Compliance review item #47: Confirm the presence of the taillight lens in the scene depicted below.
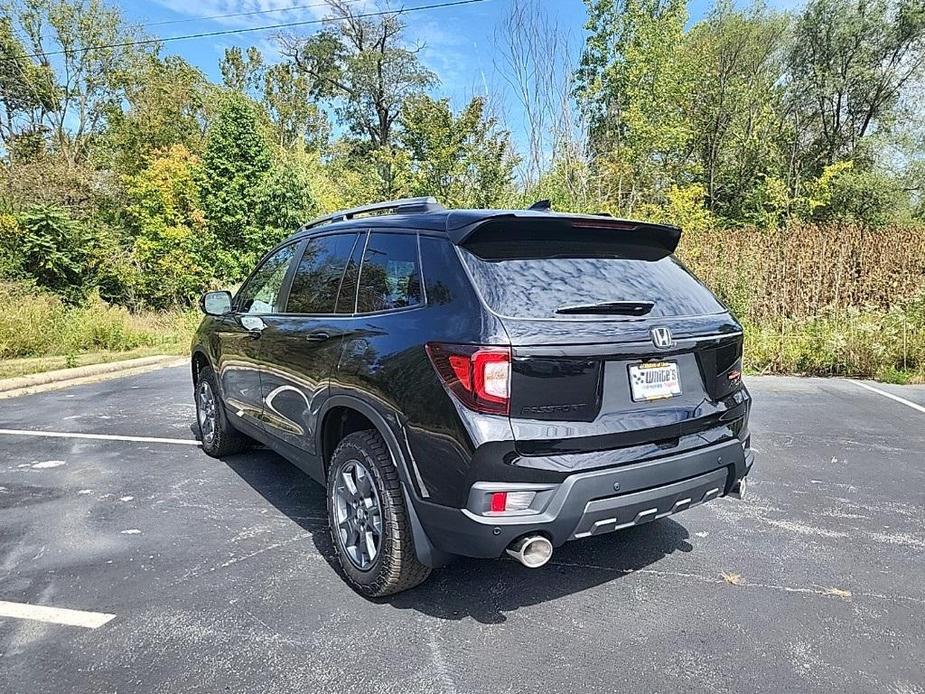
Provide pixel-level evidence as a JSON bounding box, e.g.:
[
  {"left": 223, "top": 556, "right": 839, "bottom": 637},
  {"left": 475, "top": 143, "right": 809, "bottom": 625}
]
[{"left": 426, "top": 343, "right": 511, "bottom": 415}]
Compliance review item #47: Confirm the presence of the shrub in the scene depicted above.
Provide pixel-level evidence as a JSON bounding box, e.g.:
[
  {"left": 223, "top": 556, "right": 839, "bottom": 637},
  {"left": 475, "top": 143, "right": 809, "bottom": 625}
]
[{"left": 0, "top": 281, "right": 197, "bottom": 360}]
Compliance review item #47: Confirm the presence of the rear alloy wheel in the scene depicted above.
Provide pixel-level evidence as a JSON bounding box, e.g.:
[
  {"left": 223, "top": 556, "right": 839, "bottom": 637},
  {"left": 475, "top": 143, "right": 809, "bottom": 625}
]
[
  {"left": 326, "top": 430, "right": 431, "bottom": 597},
  {"left": 332, "top": 460, "right": 383, "bottom": 570},
  {"left": 194, "top": 365, "right": 249, "bottom": 457}
]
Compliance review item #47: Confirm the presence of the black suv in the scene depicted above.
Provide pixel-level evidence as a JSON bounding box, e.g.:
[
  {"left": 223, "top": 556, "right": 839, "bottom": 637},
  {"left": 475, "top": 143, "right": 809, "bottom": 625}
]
[{"left": 191, "top": 197, "right": 753, "bottom": 596}]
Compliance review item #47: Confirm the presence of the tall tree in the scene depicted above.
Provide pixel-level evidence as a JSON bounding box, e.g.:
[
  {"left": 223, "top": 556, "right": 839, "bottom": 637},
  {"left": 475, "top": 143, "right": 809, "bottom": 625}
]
[
  {"left": 574, "top": 0, "right": 695, "bottom": 212},
  {"left": 398, "top": 95, "right": 518, "bottom": 207},
  {"left": 0, "top": 16, "right": 57, "bottom": 161},
  {"left": 684, "top": 2, "right": 789, "bottom": 217},
  {"left": 280, "top": 0, "right": 436, "bottom": 191},
  {"left": 219, "top": 46, "right": 264, "bottom": 93},
  {"left": 788, "top": 0, "right": 925, "bottom": 172},
  {"left": 103, "top": 53, "right": 211, "bottom": 175},
  {"left": 262, "top": 62, "right": 331, "bottom": 150},
  {"left": 1, "top": 0, "right": 148, "bottom": 167},
  {"left": 199, "top": 91, "right": 272, "bottom": 278}
]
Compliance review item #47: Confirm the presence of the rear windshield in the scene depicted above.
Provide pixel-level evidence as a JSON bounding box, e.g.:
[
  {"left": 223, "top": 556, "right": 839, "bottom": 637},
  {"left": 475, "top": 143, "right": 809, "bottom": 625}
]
[{"left": 458, "top": 227, "right": 725, "bottom": 320}]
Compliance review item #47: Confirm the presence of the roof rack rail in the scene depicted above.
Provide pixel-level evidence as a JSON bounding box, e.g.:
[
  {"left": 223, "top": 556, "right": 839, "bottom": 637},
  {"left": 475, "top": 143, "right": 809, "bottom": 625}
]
[{"left": 303, "top": 196, "right": 445, "bottom": 230}]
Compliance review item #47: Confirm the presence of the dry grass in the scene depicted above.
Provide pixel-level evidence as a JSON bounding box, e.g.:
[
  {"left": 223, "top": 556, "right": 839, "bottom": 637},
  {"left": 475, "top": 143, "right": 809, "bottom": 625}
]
[
  {"left": 0, "top": 281, "right": 198, "bottom": 362},
  {"left": 679, "top": 222, "right": 925, "bottom": 382},
  {"left": 679, "top": 222, "right": 925, "bottom": 321}
]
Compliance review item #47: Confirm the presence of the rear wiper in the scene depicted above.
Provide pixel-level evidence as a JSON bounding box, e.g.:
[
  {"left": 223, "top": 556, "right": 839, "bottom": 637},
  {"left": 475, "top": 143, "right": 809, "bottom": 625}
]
[{"left": 555, "top": 301, "right": 655, "bottom": 316}]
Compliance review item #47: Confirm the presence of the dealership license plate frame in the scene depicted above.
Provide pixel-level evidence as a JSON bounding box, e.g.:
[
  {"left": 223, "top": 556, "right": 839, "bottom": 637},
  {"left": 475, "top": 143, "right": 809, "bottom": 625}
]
[{"left": 629, "top": 361, "right": 682, "bottom": 402}]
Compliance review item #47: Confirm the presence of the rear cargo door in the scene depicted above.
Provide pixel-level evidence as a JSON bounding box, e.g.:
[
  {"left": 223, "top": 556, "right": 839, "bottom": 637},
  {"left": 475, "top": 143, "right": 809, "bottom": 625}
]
[{"left": 457, "top": 221, "right": 744, "bottom": 460}]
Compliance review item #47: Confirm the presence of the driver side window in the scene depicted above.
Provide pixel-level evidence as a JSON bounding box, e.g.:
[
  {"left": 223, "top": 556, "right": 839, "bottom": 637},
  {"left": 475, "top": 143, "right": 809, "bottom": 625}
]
[{"left": 235, "top": 244, "right": 296, "bottom": 314}]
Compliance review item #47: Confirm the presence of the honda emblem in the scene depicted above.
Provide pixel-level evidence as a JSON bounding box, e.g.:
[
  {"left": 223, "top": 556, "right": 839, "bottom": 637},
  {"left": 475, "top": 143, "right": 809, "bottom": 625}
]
[{"left": 651, "top": 327, "right": 672, "bottom": 349}]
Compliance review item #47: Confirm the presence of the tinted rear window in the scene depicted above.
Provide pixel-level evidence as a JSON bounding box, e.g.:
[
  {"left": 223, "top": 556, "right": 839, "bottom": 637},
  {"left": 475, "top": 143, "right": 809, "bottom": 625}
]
[
  {"left": 286, "top": 233, "right": 357, "bottom": 314},
  {"left": 459, "top": 229, "right": 725, "bottom": 319},
  {"left": 356, "top": 232, "right": 422, "bottom": 313}
]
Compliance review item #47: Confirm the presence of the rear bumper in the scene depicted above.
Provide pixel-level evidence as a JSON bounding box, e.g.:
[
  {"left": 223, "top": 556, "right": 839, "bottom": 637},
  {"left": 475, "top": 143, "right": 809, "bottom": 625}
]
[{"left": 413, "top": 439, "right": 753, "bottom": 559}]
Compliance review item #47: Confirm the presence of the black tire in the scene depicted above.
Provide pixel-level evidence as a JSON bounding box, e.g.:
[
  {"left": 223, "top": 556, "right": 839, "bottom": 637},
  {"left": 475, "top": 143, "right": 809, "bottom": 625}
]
[
  {"left": 326, "top": 430, "right": 431, "bottom": 597},
  {"left": 194, "top": 364, "right": 249, "bottom": 457}
]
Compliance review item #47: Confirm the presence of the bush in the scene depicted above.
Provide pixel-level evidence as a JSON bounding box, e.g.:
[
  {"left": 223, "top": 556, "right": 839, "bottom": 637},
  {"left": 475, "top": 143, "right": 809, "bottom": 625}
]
[
  {"left": 0, "top": 281, "right": 197, "bottom": 360},
  {"left": 743, "top": 296, "right": 925, "bottom": 382}
]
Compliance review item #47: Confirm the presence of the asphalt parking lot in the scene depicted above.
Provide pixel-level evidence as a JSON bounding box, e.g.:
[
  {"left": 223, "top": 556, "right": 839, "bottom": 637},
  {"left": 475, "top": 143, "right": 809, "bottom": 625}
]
[{"left": 0, "top": 366, "right": 922, "bottom": 693}]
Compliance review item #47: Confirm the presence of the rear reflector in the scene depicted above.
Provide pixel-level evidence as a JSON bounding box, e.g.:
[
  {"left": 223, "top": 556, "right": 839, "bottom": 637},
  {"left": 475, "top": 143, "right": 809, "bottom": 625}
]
[
  {"left": 426, "top": 343, "right": 511, "bottom": 415},
  {"left": 488, "top": 490, "right": 536, "bottom": 514}
]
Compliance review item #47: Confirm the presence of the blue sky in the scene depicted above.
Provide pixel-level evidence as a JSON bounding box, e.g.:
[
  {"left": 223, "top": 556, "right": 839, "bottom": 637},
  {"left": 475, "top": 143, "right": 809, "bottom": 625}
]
[{"left": 120, "top": 0, "right": 784, "bottom": 148}]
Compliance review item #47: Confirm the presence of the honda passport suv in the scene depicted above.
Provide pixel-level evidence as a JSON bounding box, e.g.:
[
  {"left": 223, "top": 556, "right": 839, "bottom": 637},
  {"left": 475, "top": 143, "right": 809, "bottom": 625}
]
[{"left": 191, "top": 197, "right": 754, "bottom": 597}]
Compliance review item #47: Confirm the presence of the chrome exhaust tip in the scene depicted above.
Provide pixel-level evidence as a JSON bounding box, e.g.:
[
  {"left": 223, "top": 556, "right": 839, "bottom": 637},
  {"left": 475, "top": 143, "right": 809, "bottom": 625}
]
[
  {"left": 729, "top": 478, "right": 747, "bottom": 500},
  {"left": 505, "top": 534, "right": 553, "bottom": 568}
]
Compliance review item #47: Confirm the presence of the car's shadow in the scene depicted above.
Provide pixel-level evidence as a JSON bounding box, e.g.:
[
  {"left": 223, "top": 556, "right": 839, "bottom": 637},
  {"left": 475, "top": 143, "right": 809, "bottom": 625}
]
[{"left": 219, "top": 446, "right": 694, "bottom": 625}]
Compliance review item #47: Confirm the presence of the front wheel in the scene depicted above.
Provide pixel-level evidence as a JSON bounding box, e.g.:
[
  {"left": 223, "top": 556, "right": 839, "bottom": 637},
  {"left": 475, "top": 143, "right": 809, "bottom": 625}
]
[
  {"left": 327, "top": 430, "right": 431, "bottom": 597},
  {"left": 195, "top": 365, "right": 249, "bottom": 457}
]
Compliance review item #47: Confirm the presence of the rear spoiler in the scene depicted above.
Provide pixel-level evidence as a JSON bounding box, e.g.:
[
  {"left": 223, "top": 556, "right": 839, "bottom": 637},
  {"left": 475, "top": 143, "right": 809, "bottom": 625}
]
[{"left": 444, "top": 211, "right": 683, "bottom": 254}]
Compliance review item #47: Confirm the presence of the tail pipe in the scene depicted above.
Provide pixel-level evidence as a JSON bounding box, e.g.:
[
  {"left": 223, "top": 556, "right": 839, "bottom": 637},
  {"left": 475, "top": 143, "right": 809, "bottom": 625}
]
[{"left": 506, "top": 534, "right": 553, "bottom": 568}]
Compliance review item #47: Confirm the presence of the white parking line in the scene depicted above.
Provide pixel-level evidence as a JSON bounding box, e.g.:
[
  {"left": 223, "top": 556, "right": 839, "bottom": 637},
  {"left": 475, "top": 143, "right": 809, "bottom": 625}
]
[
  {"left": 0, "top": 428, "right": 201, "bottom": 446},
  {"left": 0, "top": 600, "right": 115, "bottom": 628},
  {"left": 849, "top": 380, "right": 925, "bottom": 415}
]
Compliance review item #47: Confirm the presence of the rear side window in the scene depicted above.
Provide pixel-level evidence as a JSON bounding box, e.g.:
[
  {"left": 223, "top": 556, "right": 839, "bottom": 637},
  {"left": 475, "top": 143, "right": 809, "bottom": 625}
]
[
  {"left": 356, "top": 232, "right": 422, "bottom": 313},
  {"left": 286, "top": 233, "right": 357, "bottom": 314},
  {"left": 459, "top": 226, "right": 725, "bottom": 319}
]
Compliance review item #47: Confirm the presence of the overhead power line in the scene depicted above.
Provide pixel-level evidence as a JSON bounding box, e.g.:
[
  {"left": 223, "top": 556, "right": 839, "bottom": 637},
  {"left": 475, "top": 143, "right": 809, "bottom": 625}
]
[
  {"left": 10, "top": 0, "right": 496, "bottom": 60},
  {"left": 144, "top": 0, "right": 366, "bottom": 28}
]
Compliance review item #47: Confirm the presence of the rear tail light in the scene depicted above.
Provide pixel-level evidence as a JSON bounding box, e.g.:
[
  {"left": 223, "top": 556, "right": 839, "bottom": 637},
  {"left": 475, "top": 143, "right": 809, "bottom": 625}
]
[
  {"left": 425, "top": 343, "right": 511, "bottom": 415},
  {"left": 488, "top": 490, "right": 536, "bottom": 514}
]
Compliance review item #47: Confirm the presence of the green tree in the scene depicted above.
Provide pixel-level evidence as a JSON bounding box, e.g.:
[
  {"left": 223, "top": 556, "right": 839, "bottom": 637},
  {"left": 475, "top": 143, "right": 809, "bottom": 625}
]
[
  {"left": 200, "top": 91, "right": 272, "bottom": 279},
  {"left": 102, "top": 53, "right": 210, "bottom": 175},
  {"left": 122, "top": 144, "right": 215, "bottom": 306},
  {"left": 2, "top": 0, "right": 149, "bottom": 167},
  {"left": 219, "top": 46, "right": 264, "bottom": 93},
  {"left": 281, "top": 0, "right": 436, "bottom": 193},
  {"left": 262, "top": 62, "right": 331, "bottom": 149},
  {"left": 684, "top": 2, "right": 789, "bottom": 219},
  {"left": 575, "top": 0, "right": 695, "bottom": 213},
  {"left": 17, "top": 204, "right": 89, "bottom": 301},
  {"left": 398, "top": 95, "right": 518, "bottom": 207},
  {"left": 253, "top": 148, "right": 339, "bottom": 242},
  {"left": 0, "top": 17, "right": 57, "bottom": 161},
  {"left": 788, "top": 0, "right": 925, "bottom": 174}
]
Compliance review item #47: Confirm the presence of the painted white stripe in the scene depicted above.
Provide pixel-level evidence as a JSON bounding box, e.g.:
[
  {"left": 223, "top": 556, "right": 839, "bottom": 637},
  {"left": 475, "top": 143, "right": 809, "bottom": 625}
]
[
  {"left": 0, "top": 428, "right": 201, "bottom": 446},
  {"left": 849, "top": 380, "right": 925, "bottom": 415},
  {"left": 0, "top": 600, "right": 115, "bottom": 629}
]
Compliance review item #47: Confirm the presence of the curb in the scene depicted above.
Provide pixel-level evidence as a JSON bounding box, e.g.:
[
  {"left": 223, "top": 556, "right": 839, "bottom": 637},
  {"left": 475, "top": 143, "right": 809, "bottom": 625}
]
[{"left": 0, "top": 355, "right": 187, "bottom": 399}]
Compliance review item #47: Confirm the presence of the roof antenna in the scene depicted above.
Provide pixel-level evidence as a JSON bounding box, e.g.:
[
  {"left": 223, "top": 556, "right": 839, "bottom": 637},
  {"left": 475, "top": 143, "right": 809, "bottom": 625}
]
[{"left": 528, "top": 199, "right": 551, "bottom": 212}]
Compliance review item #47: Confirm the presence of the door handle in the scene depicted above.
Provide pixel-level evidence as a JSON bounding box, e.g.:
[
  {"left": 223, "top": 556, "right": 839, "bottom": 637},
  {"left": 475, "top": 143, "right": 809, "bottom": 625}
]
[{"left": 306, "top": 331, "right": 331, "bottom": 342}]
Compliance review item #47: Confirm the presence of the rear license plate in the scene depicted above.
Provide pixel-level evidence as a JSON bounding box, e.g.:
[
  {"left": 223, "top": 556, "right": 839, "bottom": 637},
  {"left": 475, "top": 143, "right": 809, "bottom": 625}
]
[{"left": 629, "top": 361, "right": 682, "bottom": 402}]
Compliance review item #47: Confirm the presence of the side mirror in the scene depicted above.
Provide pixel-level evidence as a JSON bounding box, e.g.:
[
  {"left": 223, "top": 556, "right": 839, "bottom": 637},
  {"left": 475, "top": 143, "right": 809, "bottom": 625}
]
[{"left": 201, "top": 290, "right": 233, "bottom": 316}]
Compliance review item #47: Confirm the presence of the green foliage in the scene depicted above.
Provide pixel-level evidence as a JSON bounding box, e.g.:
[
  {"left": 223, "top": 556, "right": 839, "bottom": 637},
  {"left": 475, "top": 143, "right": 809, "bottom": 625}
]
[
  {"left": 122, "top": 144, "right": 215, "bottom": 307},
  {"left": 102, "top": 54, "right": 210, "bottom": 175},
  {"left": 200, "top": 91, "right": 273, "bottom": 278},
  {"left": 17, "top": 204, "right": 89, "bottom": 302},
  {"left": 253, "top": 148, "right": 338, "bottom": 243},
  {"left": 806, "top": 162, "right": 913, "bottom": 226},
  {"left": 788, "top": 0, "right": 925, "bottom": 171},
  {"left": 398, "top": 95, "right": 518, "bottom": 207}
]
